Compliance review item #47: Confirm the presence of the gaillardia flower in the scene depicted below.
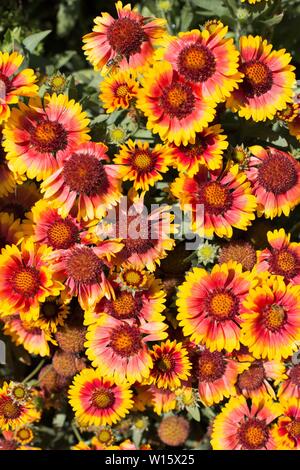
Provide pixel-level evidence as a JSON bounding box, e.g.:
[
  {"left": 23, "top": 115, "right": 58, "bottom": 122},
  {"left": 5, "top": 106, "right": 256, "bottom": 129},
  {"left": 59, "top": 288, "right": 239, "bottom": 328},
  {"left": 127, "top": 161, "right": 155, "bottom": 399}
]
[
  {"left": 68, "top": 368, "right": 133, "bottom": 427},
  {"left": 3, "top": 94, "right": 90, "bottom": 181},
  {"left": 235, "top": 359, "right": 285, "bottom": 400},
  {"left": 99, "top": 70, "right": 139, "bottom": 112},
  {"left": 0, "top": 51, "right": 38, "bottom": 124},
  {"left": 0, "top": 238, "right": 63, "bottom": 321},
  {"left": 3, "top": 315, "right": 55, "bottom": 357},
  {"left": 0, "top": 382, "right": 39, "bottom": 431},
  {"left": 48, "top": 240, "right": 123, "bottom": 310},
  {"left": 170, "top": 125, "right": 228, "bottom": 175},
  {"left": 84, "top": 269, "right": 167, "bottom": 331},
  {"left": 197, "top": 348, "right": 248, "bottom": 406},
  {"left": 289, "top": 112, "right": 300, "bottom": 141},
  {"left": 246, "top": 146, "right": 300, "bottom": 219},
  {"left": 96, "top": 193, "right": 176, "bottom": 271},
  {"left": 227, "top": 35, "right": 296, "bottom": 121},
  {"left": 41, "top": 142, "right": 123, "bottom": 221},
  {"left": 85, "top": 315, "right": 156, "bottom": 383},
  {"left": 156, "top": 23, "right": 241, "bottom": 103},
  {"left": 0, "top": 181, "right": 40, "bottom": 220},
  {"left": 137, "top": 62, "right": 216, "bottom": 146},
  {"left": 211, "top": 396, "right": 282, "bottom": 450},
  {"left": 145, "top": 340, "right": 191, "bottom": 390},
  {"left": 171, "top": 164, "right": 256, "bottom": 239},
  {"left": 277, "top": 364, "right": 300, "bottom": 401},
  {"left": 241, "top": 275, "right": 300, "bottom": 360},
  {"left": 0, "top": 130, "right": 19, "bottom": 197},
  {"left": 23, "top": 199, "right": 81, "bottom": 251},
  {"left": 0, "top": 211, "right": 24, "bottom": 249},
  {"left": 114, "top": 140, "right": 173, "bottom": 191},
  {"left": 272, "top": 398, "right": 300, "bottom": 450},
  {"left": 177, "top": 262, "right": 256, "bottom": 352},
  {"left": 256, "top": 228, "right": 300, "bottom": 284},
  {"left": 82, "top": 1, "right": 166, "bottom": 74}
]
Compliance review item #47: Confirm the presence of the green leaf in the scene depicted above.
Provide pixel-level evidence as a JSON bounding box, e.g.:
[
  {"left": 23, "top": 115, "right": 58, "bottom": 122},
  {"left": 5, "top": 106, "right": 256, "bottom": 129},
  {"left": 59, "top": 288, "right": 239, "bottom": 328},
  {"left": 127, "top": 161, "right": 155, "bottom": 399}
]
[
  {"left": 187, "top": 405, "right": 201, "bottom": 422},
  {"left": 23, "top": 30, "right": 52, "bottom": 53}
]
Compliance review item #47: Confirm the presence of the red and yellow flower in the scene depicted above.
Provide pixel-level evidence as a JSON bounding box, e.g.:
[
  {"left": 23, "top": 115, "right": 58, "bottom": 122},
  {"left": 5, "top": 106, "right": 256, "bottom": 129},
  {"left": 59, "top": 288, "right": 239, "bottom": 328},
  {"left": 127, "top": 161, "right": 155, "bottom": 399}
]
[
  {"left": 23, "top": 199, "right": 81, "bottom": 251},
  {"left": 137, "top": 62, "right": 216, "bottom": 146},
  {"left": 114, "top": 140, "right": 172, "bottom": 191},
  {"left": 256, "top": 229, "right": 300, "bottom": 284},
  {"left": 235, "top": 359, "right": 285, "bottom": 400},
  {"left": 246, "top": 146, "right": 300, "bottom": 219},
  {"left": 3, "top": 94, "right": 90, "bottom": 182},
  {"left": 227, "top": 35, "right": 296, "bottom": 121},
  {"left": 145, "top": 340, "right": 191, "bottom": 390},
  {"left": 177, "top": 262, "right": 256, "bottom": 352},
  {"left": 85, "top": 315, "right": 155, "bottom": 384},
  {"left": 289, "top": 111, "right": 300, "bottom": 141},
  {"left": 84, "top": 267, "right": 167, "bottom": 330},
  {"left": 99, "top": 70, "right": 139, "bottom": 112},
  {"left": 82, "top": 1, "right": 166, "bottom": 74},
  {"left": 241, "top": 275, "right": 300, "bottom": 360},
  {"left": 68, "top": 368, "right": 133, "bottom": 427},
  {"left": 0, "top": 382, "right": 40, "bottom": 431},
  {"left": 273, "top": 398, "right": 300, "bottom": 450},
  {"left": 277, "top": 364, "right": 300, "bottom": 401},
  {"left": 96, "top": 193, "right": 176, "bottom": 271},
  {"left": 3, "top": 315, "right": 56, "bottom": 357},
  {"left": 0, "top": 212, "right": 24, "bottom": 250},
  {"left": 0, "top": 52, "right": 38, "bottom": 124},
  {"left": 211, "top": 396, "right": 282, "bottom": 450},
  {"left": 0, "top": 181, "right": 41, "bottom": 220},
  {"left": 0, "top": 238, "right": 63, "bottom": 321},
  {"left": 156, "top": 23, "right": 241, "bottom": 103},
  {"left": 48, "top": 240, "right": 123, "bottom": 310},
  {"left": 170, "top": 125, "right": 228, "bottom": 175},
  {"left": 197, "top": 348, "right": 248, "bottom": 406},
  {"left": 171, "top": 164, "right": 257, "bottom": 238},
  {"left": 41, "top": 142, "right": 123, "bottom": 221}
]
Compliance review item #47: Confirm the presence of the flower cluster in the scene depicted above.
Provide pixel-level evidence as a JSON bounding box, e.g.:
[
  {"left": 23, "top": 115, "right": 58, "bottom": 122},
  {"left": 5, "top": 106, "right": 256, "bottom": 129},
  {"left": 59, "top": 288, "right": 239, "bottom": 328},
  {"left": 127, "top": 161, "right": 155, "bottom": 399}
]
[{"left": 1, "top": 0, "right": 300, "bottom": 451}]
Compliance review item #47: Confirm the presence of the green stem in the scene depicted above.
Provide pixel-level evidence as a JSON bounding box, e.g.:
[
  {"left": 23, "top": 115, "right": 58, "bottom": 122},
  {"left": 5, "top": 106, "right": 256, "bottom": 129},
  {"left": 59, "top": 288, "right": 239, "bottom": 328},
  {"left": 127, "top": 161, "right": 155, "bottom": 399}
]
[
  {"left": 23, "top": 359, "right": 45, "bottom": 384},
  {"left": 71, "top": 422, "right": 82, "bottom": 443}
]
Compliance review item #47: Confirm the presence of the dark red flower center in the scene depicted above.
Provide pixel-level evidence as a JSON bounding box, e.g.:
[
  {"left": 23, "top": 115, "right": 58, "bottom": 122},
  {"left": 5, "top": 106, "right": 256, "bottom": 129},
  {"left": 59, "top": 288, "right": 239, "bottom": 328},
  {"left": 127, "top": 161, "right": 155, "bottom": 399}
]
[
  {"left": 241, "top": 60, "right": 273, "bottom": 97},
  {"left": 0, "top": 396, "right": 22, "bottom": 420},
  {"left": 0, "top": 73, "right": 11, "bottom": 97},
  {"left": 47, "top": 218, "right": 79, "bottom": 249},
  {"left": 289, "top": 364, "right": 300, "bottom": 385},
  {"left": 156, "top": 353, "right": 175, "bottom": 373},
  {"left": 257, "top": 151, "right": 298, "bottom": 195},
  {"left": 237, "top": 363, "right": 265, "bottom": 392},
  {"left": 263, "top": 304, "right": 286, "bottom": 332},
  {"left": 110, "top": 290, "right": 142, "bottom": 320},
  {"left": 31, "top": 121, "right": 68, "bottom": 153},
  {"left": 107, "top": 17, "right": 146, "bottom": 57},
  {"left": 270, "top": 248, "right": 299, "bottom": 280},
  {"left": 198, "top": 350, "right": 226, "bottom": 382},
  {"left": 197, "top": 181, "right": 233, "bottom": 215},
  {"left": 12, "top": 266, "right": 41, "bottom": 297},
  {"left": 177, "top": 44, "right": 216, "bottom": 82},
  {"left": 288, "top": 419, "right": 300, "bottom": 439},
  {"left": 91, "top": 387, "right": 115, "bottom": 409},
  {"left": 131, "top": 149, "right": 156, "bottom": 173},
  {"left": 63, "top": 153, "right": 108, "bottom": 196},
  {"left": 238, "top": 418, "right": 269, "bottom": 449},
  {"left": 160, "top": 81, "right": 195, "bottom": 120},
  {"left": 109, "top": 323, "right": 142, "bottom": 357},
  {"left": 205, "top": 288, "right": 239, "bottom": 321},
  {"left": 66, "top": 246, "right": 103, "bottom": 284}
]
